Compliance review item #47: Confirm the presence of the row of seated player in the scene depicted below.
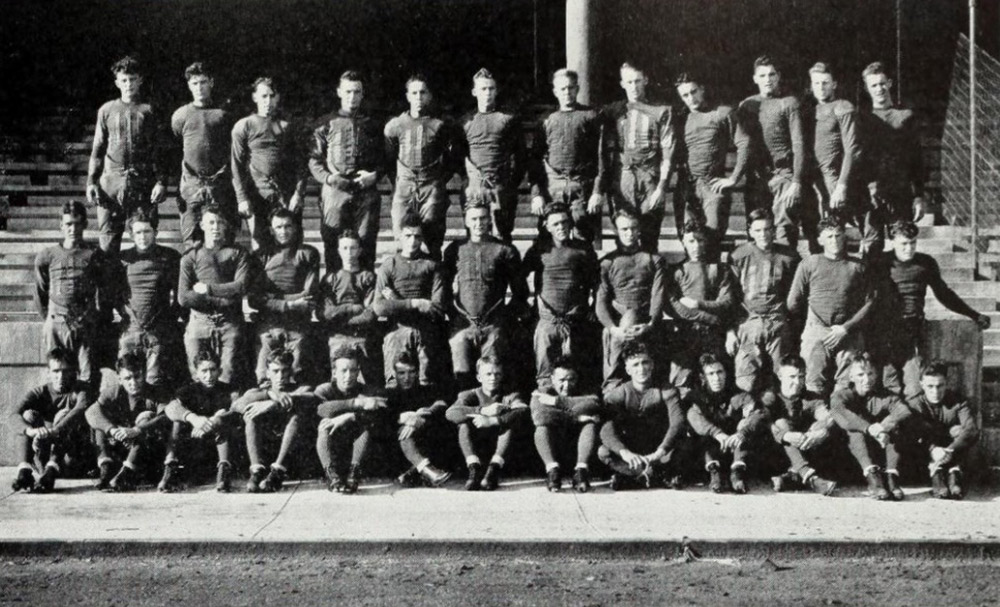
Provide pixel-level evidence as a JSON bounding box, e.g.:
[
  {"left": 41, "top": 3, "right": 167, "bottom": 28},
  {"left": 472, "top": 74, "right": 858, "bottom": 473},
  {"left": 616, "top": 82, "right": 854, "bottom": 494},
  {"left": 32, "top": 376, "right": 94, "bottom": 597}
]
[{"left": 10, "top": 341, "right": 975, "bottom": 502}]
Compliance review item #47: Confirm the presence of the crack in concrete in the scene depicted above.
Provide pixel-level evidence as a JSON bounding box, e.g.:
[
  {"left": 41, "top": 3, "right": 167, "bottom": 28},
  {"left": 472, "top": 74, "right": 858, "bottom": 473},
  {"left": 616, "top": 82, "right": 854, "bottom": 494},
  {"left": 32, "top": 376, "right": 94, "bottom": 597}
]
[{"left": 250, "top": 480, "right": 301, "bottom": 540}]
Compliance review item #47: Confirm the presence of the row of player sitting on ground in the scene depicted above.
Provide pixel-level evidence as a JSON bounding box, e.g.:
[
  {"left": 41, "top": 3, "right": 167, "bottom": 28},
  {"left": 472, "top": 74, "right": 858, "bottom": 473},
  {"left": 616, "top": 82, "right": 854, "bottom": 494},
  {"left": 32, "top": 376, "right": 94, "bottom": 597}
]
[{"left": 11, "top": 339, "right": 976, "bottom": 501}]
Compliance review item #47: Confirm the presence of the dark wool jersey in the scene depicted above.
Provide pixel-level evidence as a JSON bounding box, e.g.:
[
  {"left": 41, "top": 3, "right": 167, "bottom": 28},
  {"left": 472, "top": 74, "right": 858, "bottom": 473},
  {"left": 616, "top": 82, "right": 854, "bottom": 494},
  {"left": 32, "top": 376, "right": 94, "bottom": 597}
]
[
  {"left": 862, "top": 107, "right": 924, "bottom": 195},
  {"left": 313, "top": 382, "right": 380, "bottom": 419},
  {"left": 115, "top": 244, "right": 181, "bottom": 329},
  {"left": 873, "top": 252, "right": 977, "bottom": 321},
  {"left": 249, "top": 243, "right": 320, "bottom": 323},
  {"left": 595, "top": 247, "right": 666, "bottom": 328},
  {"left": 385, "top": 384, "right": 448, "bottom": 417},
  {"left": 384, "top": 113, "right": 454, "bottom": 179},
  {"left": 171, "top": 103, "right": 233, "bottom": 178},
  {"left": 604, "top": 100, "right": 671, "bottom": 170},
  {"left": 534, "top": 103, "right": 603, "bottom": 182},
  {"left": 685, "top": 387, "right": 764, "bottom": 438},
  {"left": 88, "top": 99, "right": 166, "bottom": 185},
  {"left": 309, "top": 110, "right": 384, "bottom": 178},
  {"left": 729, "top": 243, "right": 799, "bottom": 317},
  {"left": 12, "top": 382, "right": 90, "bottom": 435},
  {"left": 165, "top": 381, "right": 236, "bottom": 421},
  {"left": 85, "top": 385, "right": 167, "bottom": 433},
  {"left": 443, "top": 236, "right": 528, "bottom": 320},
  {"left": 906, "top": 392, "right": 978, "bottom": 452},
  {"left": 810, "top": 99, "right": 859, "bottom": 187},
  {"left": 676, "top": 104, "right": 739, "bottom": 180},
  {"left": 178, "top": 243, "right": 252, "bottom": 315},
  {"left": 319, "top": 268, "right": 377, "bottom": 334},
  {"left": 34, "top": 243, "right": 107, "bottom": 318},
  {"left": 666, "top": 261, "right": 738, "bottom": 326},
  {"left": 737, "top": 94, "right": 805, "bottom": 180},
  {"left": 601, "top": 382, "right": 685, "bottom": 454},
  {"left": 787, "top": 255, "right": 872, "bottom": 329},
  {"left": 830, "top": 387, "right": 911, "bottom": 432},
  {"left": 523, "top": 239, "right": 599, "bottom": 319},
  {"left": 458, "top": 109, "right": 522, "bottom": 176},
  {"left": 446, "top": 388, "right": 528, "bottom": 429},
  {"left": 231, "top": 114, "right": 304, "bottom": 202},
  {"left": 372, "top": 253, "right": 447, "bottom": 325},
  {"left": 760, "top": 389, "right": 834, "bottom": 441},
  {"left": 231, "top": 384, "right": 317, "bottom": 415}
]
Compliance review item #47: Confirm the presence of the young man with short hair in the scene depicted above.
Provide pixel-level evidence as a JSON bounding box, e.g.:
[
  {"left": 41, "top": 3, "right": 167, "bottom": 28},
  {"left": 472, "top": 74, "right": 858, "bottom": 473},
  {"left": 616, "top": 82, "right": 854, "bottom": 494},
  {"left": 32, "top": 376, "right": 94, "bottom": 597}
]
[
  {"left": 248, "top": 208, "right": 320, "bottom": 385},
  {"left": 596, "top": 209, "right": 665, "bottom": 385},
  {"left": 384, "top": 74, "right": 457, "bottom": 259},
  {"left": 603, "top": 62, "right": 673, "bottom": 252},
  {"left": 9, "top": 348, "right": 90, "bottom": 493},
  {"left": 531, "top": 356, "right": 602, "bottom": 493},
  {"left": 171, "top": 62, "right": 236, "bottom": 248},
  {"left": 388, "top": 352, "right": 453, "bottom": 488},
  {"left": 84, "top": 353, "right": 170, "bottom": 492},
  {"left": 685, "top": 353, "right": 765, "bottom": 494},
  {"left": 232, "top": 349, "right": 318, "bottom": 493},
  {"left": 231, "top": 77, "right": 307, "bottom": 251},
  {"left": 907, "top": 361, "right": 979, "bottom": 500},
  {"left": 830, "top": 354, "right": 913, "bottom": 501},
  {"left": 599, "top": 342, "right": 686, "bottom": 491},
  {"left": 762, "top": 356, "right": 838, "bottom": 496},
  {"left": 178, "top": 205, "right": 252, "bottom": 387},
  {"left": 309, "top": 70, "right": 385, "bottom": 269},
  {"left": 728, "top": 208, "right": 799, "bottom": 393},
  {"left": 35, "top": 200, "right": 111, "bottom": 392},
  {"left": 456, "top": 68, "right": 526, "bottom": 243},
  {"left": 529, "top": 68, "right": 606, "bottom": 244},
  {"left": 113, "top": 208, "right": 182, "bottom": 388},
  {"left": 372, "top": 213, "right": 450, "bottom": 388},
  {"left": 86, "top": 56, "right": 167, "bottom": 253},
  {"left": 446, "top": 356, "right": 530, "bottom": 491},
  {"left": 443, "top": 201, "right": 529, "bottom": 388},
  {"left": 314, "top": 347, "right": 388, "bottom": 494},
  {"left": 161, "top": 350, "right": 240, "bottom": 492}
]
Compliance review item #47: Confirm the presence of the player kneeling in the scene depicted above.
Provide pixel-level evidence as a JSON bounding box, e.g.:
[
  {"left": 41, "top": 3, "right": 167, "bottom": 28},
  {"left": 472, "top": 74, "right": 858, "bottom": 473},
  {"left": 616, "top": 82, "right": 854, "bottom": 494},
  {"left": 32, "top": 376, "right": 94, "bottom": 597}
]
[
  {"left": 446, "top": 356, "right": 530, "bottom": 491},
  {"left": 598, "top": 343, "right": 687, "bottom": 491},
  {"left": 85, "top": 353, "right": 170, "bottom": 491},
  {"left": 315, "top": 347, "right": 388, "bottom": 494},
  {"left": 161, "top": 350, "right": 240, "bottom": 492},
  {"left": 531, "top": 356, "right": 602, "bottom": 493},
  {"left": 390, "top": 352, "right": 453, "bottom": 488}
]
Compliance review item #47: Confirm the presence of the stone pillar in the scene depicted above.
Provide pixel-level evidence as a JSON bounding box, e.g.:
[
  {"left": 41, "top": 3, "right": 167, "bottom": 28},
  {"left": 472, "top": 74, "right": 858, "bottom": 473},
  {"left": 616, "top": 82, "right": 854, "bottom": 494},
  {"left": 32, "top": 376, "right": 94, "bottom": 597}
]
[{"left": 565, "top": 0, "right": 595, "bottom": 104}]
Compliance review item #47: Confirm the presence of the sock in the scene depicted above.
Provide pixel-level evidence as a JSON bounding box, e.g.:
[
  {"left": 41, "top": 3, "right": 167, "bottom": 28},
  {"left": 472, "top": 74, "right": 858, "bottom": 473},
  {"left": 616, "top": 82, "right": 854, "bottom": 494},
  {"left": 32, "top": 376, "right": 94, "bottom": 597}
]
[
  {"left": 465, "top": 456, "right": 481, "bottom": 466},
  {"left": 575, "top": 463, "right": 588, "bottom": 470},
  {"left": 17, "top": 462, "right": 33, "bottom": 472},
  {"left": 415, "top": 458, "right": 430, "bottom": 473},
  {"left": 885, "top": 468, "right": 899, "bottom": 476},
  {"left": 864, "top": 465, "right": 878, "bottom": 475},
  {"left": 705, "top": 460, "right": 720, "bottom": 472},
  {"left": 546, "top": 462, "right": 559, "bottom": 472},
  {"left": 949, "top": 466, "right": 962, "bottom": 474},
  {"left": 250, "top": 464, "right": 266, "bottom": 474},
  {"left": 122, "top": 461, "right": 136, "bottom": 471},
  {"left": 732, "top": 460, "right": 746, "bottom": 470},
  {"left": 270, "top": 463, "right": 287, "bottom": 473},
  {"left": 98, "top": 456, "right": 114, "bottom": 467},
  {"left": 490, "top": 455, "right": 505, "bottom": 467}
]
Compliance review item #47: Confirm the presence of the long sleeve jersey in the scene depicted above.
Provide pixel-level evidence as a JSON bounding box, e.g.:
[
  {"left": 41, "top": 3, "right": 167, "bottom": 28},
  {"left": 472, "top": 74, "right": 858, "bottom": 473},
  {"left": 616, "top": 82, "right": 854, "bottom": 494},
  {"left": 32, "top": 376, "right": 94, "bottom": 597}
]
[
  {"left": 443, "top": 236, "right": 528, "bottom": 322},
  {"left": 165, "top": 381, "right": 237, "bottom": 421},
  {"left": 12, "top": 382, "right": 90, "bottom": 437},
  {"left": 873, "top": 252, "right": 979, "bottom": 322},
  {"left": 673, "top": 104, "right": 741, "bottom": 181},
  {"left": 88, "top": 99, "right": 167, "bottom": 186},
  {"left": 445, "top": 388, "right": 529, "bottom": 429},
  {"left": 603, "top": 100, "right": 672, "bottom": 172},
  {"left": 113, "top": 244, "right": 181, "bottom": 330},
  {"left": 230, "top": 382, "right": 318, "bottom": 415},
  {"left": 530, "top": 103, "right": 605, "bottom": 196},
  {"left": 810, "top": 98, "right": 859, "bottom": 188},
  {"left": 906, "top": 392, "right": 978, "bottom": 452},
  {"left": 384, "top": 112, "right": 456, "bottom": 182},
  {"left": 171, "top": 103, "right": 233, "bottom": 179},
  {"left": 231, "top": 114, "right": 306, "bottom": 205},
  {"left": 600, "top": 382, "right": 685, "bottom": 455},
  {"left": 760, "top": 389, "right": 834, "bottom": 442},
  {"left": 178, "top": 243, "right": 252, "bottom": 316},
  {"left": 385, "top": 384, "right": 449, "bottom": 418},
  {"left": 686, "top": 387, "right": 764, "bottom": 439},
  {"left": 318, "top": 268, "right": 378, "bottom": 335},
  {"left": 736, "top": 94, "right": 805, "bottom": 182},
  {"left": 85, "top": 385, "right": 168, "bottom": 433},
  {"left": 248, "top": 242, "right": 320, "bottom": 324},
  {"left": 830, "top": 387, "right": 911, "bottom": 433},
  {"left": 34, "top": 243, "right": 110, "bottom": 319},
  {"left": 529, "top": 386, "right": 602, "bottom": 426},
  {"left": 787, "top": 254, "right": 873, "bottom": 331},
  {"left": 372, "top": 253, "right": 447, "bottom": 326},
  {"left": 457, "top": 109, "right": 524, "bottom": 182},
  {"left": 523, "top": 239, "right": 599, "bottom": 320},
  {"left": 666, "top": 261, "right": 738, "bottom": 326},
  {"left": 729, "top": 243, "right": 798, "bottom": 318},
  {"left": 309, "top": 110, "right": 385, "bottom": 182},
  {"left": 862, "top": 106, "right": 924, "bottom": 197},
  {"left": 595, "top": 247, "right": 665, "bottom": 328},
  {"left": 314, "top": 382, "right": 383, "bottom": 423}
]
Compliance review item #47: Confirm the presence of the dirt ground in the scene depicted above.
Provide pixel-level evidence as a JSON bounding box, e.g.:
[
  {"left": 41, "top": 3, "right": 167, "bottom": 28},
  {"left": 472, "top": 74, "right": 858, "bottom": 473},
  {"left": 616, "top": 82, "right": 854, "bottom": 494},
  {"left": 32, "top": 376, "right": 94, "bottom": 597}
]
[{"left": 2, "top": 553, "right": 1000, "bottom": 606}]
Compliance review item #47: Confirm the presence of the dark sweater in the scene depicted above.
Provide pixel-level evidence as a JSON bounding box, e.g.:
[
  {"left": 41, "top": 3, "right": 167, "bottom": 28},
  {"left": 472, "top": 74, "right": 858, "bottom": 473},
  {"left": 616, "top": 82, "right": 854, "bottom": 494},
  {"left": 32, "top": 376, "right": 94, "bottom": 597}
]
[
  {"left": 443, "top": 236, "right": 528, "bottom": 321},
  {"left": 309, "top": 109, "right": 385, "bottom": 179},
  {"left": 906, "top": 392, "right": 978, "bottom": 452},
  {"left": 171, "top": 103, "right": 233, "bottom": 179},
  {"left": 34, "top": 243, "right": 109, "bottom": 318},
  {"left": 737, "top": 94, "right": 804, "bottom": 181},
  {"left": 85, "top": 385, "right": 168, "bottom": 433},
  {"left": 384, "top": 112, "right": 455, "bottom": 180},
  {"left": 457, "top": 109, "right": 524, "bottom": 179},
  {"left": 249, "top": 242, "right": 320, "bottom": 324},
  {"left": 178, "top": 243, "right": 252, "bottom": 316},
  {"left": 604, "top": 100, "right": 671, "bottom": 170},
  {"left": 445, "top": 388, "right": 529, "bottom": 429},
  {"left": 531, "top": 103, "right": 605, "bottom": 196},
  {"left": 830, "top": 387, "right": 911, "bottom": 433},
  {"left": 862, "top": 106, "right": 924, "bottom": 196},
  {"left": 666, "top": 261, "right": 737, "bottom": 326},
  {"left": 318, "top": 268, "right": 378, "bottom": 334},
  {"left": 372, "top": 253, "right": 447, "bottom": 326},
  {"left": 685, "top": 387, "right": 763, "bottom": 439},
  {"left": 231, "top": 114, "right": 305, "bottom": 204},
  {"left": 114, "top": 244, "right": 181, "bottom": 330},
  {"left": 676, "top": 104, "right": 738, "bottom": 180},
  {"left": 810, "top": 98, "right": 859, "bottom": 188},
  {"left": 523, "top": 238, "right": 599, "bottom": 320},
  {"left": 165, "top": 381, "right": 237, "bottom": 421},
  {"left": 601, "top": 382, "right": 685, "bottom": 454},
  {"left": 12, "top": 382, "right": 90, "bottom": 436},
  {"left": 874, "top": 252, "right": 978, "bottom": 322},
  {"left": 88, "top": 99, "right": 166, "bottom": 185},
  {"left": 787, "top": 254, "right": 873, "bottom": 330},
  {"left": 729, "top": 243, "right": 798, "bottom": 318},
  {"left": 596, "top": 247, "right": 665, "bottom": 328}
]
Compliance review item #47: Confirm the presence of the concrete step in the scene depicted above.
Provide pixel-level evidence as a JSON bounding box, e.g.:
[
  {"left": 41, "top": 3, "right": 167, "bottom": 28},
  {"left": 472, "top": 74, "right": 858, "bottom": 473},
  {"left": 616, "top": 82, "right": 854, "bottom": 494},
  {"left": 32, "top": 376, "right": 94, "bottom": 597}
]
[{"left": 985, "top": 346, "right": 1000, "bottom": 367}]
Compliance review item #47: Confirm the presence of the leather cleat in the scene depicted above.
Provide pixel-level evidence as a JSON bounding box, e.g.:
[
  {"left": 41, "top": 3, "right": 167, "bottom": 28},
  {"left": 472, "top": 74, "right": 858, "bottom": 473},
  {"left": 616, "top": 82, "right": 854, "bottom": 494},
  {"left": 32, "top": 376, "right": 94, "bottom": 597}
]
[
  {"left": 931, "top": 469, "right": 950, "bottom": 499},
  {"left": 215, "top": 461, "right": 233, "bottom": 493},
  {"left": 807, "top": 475, "right": 837, "bottom": 497},
  {"left": 771, "top": 471, "right": 797, "bottom": 493},
  {"left": 246, "top": 467, "right": 267, "bottom": 493},
  {"left": 109, "top": 465, "right": 137, "bottom": 492},
  {"left": 419, "top": 465, "right": 451, "bottom": 488},
  {"left": 34, "top": 466, "right": 58, "bottom": 493},
  {"left": 865, "top": 468, "right": 890, "bottom": 501},
  {"left": 324, "top": 466, "right": 345, "bottom": 492},
  {"left": 396, "top": 466, "right": 421, "bottom": 488},
  {"left": 259, "top": 466, "right": 286, "bottom": 493},
  {"left": 707, "top": 463, "right": 724, "bottom": 494},
  {"left": 464, "top": 463, "right": 483, "bottom": 491},
  {"left": 545, "top": 466, "right": 561, "bottom": 492},
  {"left": 730, "top": 466, "right": 748, "bottom": 494},
  {"left": 96, "top": 461, "right": 116, "bottom": 491},
  {"left": 571, "top": 467, "right": 590, "bottom": 494},
  {"left": 480, "top": 463, "right": 501, "bottom": 491},
  {"left": 11, "top": 468, "right": 35, "bottom": 492},
  {"left": 947, "top": 469, "right": 965, "bottom": 500},
  {"left": 157, "top": 462, "right": 182, "bottom": 493},
  {"left": 343, "top": 464, "right": 361, "bottom": 495},
  {"left": 885, "top": 472, "right": 904, "bottom": 501}
]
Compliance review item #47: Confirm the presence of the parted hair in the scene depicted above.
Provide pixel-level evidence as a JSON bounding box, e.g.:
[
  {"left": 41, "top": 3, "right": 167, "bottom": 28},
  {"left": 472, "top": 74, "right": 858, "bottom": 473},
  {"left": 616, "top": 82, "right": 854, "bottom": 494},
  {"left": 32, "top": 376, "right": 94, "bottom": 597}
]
[
  {"left": 128, "top": 207, "right": 158, "bottom": 231},
  {"left": 753, "top": 55, "right": 779, "bottom": 73},
  {"left": 62, "top": 201, "right": 87, "bottom": 225},
  {"left": 920, "top": 360, "right": 950, "bottom": 379},
  {"left": 552, "top": 68, "right": 579, "bottom": 85},
  {"left": 184, "top": 62, "right": 212, "bottom": 81},
  {"left": 111, "top": 56, "right": 142, "bottom": 76},
  {"left": 252, "top": 76, "right": 277, "bottom": 94},
  {"left": 862, "top": 61, "right": 889, "bottom": 79},
  {"left": 116, "top": 352, "right": 146, "bottom": 375},
  {"left": 266, "top": 349, "right": 295, "bottom": 368},
  {"left": 674, "top": 72, "right": 701, "bottom": 87},
  {"left": 888, "top": 220, "right": 919, "bottom": 240},
  {"left": 339, "top": 70, "right": 364, "bottom": 86}
]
